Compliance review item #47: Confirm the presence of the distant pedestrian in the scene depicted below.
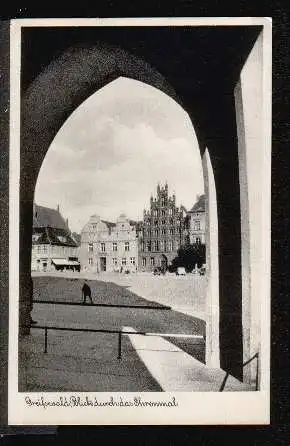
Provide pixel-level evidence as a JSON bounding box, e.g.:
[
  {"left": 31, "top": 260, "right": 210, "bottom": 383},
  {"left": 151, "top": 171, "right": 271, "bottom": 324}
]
[{"left": 82, "top": 281, "right": 93, "bottom": 305}]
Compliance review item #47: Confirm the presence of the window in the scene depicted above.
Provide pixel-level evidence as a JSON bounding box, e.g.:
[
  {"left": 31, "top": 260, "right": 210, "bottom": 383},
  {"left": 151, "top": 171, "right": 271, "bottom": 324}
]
[
  {"left": 88, "top": 258, "right": 93, "bottom": 265},
  {"left": 170, "top": 218, "right": 173, "bottom": 225},
  {"left": 160, "top": 241, "right": 164, "bottom": 251},
  {"left": 153, "top": 210, "right": 158, "bottom": 217},
  {"left": 113, "top": 258, "right": 118, "bottom": 266},
  {"left": 150, "top": 257, "right": 155, "bottom": 266},
  {"left": 161, "top": 198, "right": 165, "bottom": 206},
  {"left": 147, "top": 241, "right": 151, "bottom": 252},
  {"left": 168, "top": 241, "right": 172, "bottom": 251},
  {"left": 168, "top": 208, "right": 173, "bottom": 216},
  {"left": 142, "top": 257, "right": 146, "bottom": 267},
  {"left": 130, "top": 257, "right": 136, "bottom": 265},
  {"left": 88, "top": 243, "right": 93, "bottom": 252},
  {"left": 162, "top": 210, "right": 166, "bottom": 216},
  {"left": 122, "top": 258, "right": 126, "bottom": 265},
  {"left": 164, "top": 242, "right": 167, "bottom": 252},
  {"left": 43, "top": 245, "right": 47, "bottom": 253},
  {"left": 113, "top": 242, "right": 117, "bottom": 251},
  {"left": 162, "top": 219, "right": 166, "bottom": 225},
  {"left": 125, "top": 242, "right": 130, "bottom": 251},
  {"left": 195, "top": 237, "right": 201, "bottom": 244},
  {"left": 194, "top": 220, "right": 201, "bottom": 231},
  {"left": 101, "top": 242, "right": 106, "bottom": 252},
  {"left": 162, "top": 229, "right": 166, "bottom": 235},
  {"left": 154, "top": 220, "right": 158, "bottom": 226},
  {"left": 170, "top": 228, "right": 174, "bottom": 235},
  {"left": 37, "top": 245, "right": 41, "bottom": 253},
  {"left": 154, "top": 240, "right": 159, "bottom": 251},
  {"left": 155, "top": 229, "right": 158, "bottom": 236},
  {"left": 141, "top": 242, "right": 145, "bottom": 252}
]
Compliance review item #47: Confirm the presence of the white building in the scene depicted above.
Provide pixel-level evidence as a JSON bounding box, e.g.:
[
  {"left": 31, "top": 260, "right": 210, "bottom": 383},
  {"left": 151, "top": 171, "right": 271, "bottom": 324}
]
[{"left": 80, "top": 214, "right": 138, "bottom": 273}]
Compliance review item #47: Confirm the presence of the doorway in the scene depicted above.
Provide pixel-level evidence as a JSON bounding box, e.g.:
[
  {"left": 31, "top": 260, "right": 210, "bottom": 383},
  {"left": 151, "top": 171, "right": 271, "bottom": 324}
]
[
  {"left": 100, "top": 257, "right": 106, "bottom": 272},
  {"left": 160, "top": 254, "right": 168, "bottom": 272}
]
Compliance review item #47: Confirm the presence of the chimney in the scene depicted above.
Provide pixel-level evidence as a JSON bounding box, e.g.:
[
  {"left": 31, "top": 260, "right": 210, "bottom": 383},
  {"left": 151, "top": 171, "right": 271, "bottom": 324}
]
[{"left": 57, "top": 204, "right": 60, "bottom": 213}]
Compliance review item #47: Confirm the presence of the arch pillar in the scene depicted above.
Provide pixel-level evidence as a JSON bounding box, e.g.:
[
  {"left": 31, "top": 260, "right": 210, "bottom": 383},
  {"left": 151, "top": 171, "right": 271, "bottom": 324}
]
[
  {"left": 202, "top": 148, "right": 220, "bottom": 368},
  {"left": 234, "top": 29, "right": 269, "bottom": 385}
]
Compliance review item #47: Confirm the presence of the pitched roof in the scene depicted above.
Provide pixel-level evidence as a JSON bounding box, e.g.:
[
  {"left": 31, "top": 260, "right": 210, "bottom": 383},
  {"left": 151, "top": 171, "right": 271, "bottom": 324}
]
[
  {"left": 33, "top": 204, "right": 68, "bottom": 229},
  {"left": 189, "top": 194, "right": 205, "bottom": 213},
  {"left": 72, "top": 232, "right": 81, "bottom": 245},
  {"left": 101, "top": 220, "right": 116, "bottom": 229},
  {"left": 32, "top": 227, "right": 78, "bottom": 247}
]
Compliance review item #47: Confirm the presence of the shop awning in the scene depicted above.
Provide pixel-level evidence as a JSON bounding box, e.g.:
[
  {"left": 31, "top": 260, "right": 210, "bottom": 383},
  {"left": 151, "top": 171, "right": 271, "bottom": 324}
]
[{"left": 51, "top": 258, "right": 80, "bottom": 266}]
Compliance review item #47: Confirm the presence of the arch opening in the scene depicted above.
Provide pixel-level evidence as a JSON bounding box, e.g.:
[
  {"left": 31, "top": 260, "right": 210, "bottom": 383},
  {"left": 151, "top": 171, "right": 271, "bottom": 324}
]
[{"left": 19, "top": 30, "right": 268, "bottom": 391}]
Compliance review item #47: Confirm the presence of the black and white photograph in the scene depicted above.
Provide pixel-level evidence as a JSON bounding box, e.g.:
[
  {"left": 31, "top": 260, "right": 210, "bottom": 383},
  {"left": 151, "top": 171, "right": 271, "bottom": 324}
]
[{"left": 8, "top": 17, "right": 271, "bottom": 425}]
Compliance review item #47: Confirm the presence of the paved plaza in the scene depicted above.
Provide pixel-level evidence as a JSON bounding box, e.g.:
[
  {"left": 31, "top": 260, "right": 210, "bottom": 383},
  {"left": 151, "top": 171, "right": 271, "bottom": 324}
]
[{"left": 19, "top": 273, "right": 253, "bottom": 392}]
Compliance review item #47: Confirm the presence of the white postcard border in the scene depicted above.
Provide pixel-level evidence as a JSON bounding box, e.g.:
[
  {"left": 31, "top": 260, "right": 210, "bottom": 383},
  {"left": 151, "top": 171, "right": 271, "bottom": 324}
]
[{"left": 9, "top": 17, "right": 272, "bottom": 426}]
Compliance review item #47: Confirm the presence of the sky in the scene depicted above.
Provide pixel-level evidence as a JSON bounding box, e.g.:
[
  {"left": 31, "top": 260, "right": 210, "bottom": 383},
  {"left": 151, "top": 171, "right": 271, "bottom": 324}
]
[{"left": 35, "top": 77, "right": 204, "bottom": 233}]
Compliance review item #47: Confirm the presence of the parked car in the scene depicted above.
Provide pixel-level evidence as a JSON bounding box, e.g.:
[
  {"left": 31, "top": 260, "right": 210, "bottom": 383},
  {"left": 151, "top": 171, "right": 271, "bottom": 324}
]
[
  {"left": 176, "top": 267, "right": 186, "bottom": 276},
  {"left": 199, "top": 266, "right": 206, "bottom": 276},
  {"left": 153, "top": 267, "right": 162, "bottom": 275}
]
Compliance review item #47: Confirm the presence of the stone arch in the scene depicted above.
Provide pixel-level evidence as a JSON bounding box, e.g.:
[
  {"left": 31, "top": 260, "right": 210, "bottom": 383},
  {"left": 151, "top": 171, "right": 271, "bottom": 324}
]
[{"left": 19, "top": 32, "right": 268, "bottom": 386}]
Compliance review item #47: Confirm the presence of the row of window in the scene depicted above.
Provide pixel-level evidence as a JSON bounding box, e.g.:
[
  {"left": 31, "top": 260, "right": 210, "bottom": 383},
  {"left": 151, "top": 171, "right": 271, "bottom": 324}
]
[
  {"left": 143, "top": 227, "right": 182, "bottom": 236},
  {"left": 154, "top": 198, "right": 168, "bottom": 207},
  {"left": 32, "top": 245, "right": 76, "bottom": 255},
  {"left": 144, "top": 219, "right": 201, "bottom": 231},
  {"left": 141, "top": 240, "right": 178, "bottom": 252},
  {"left": 88, "top": 242, "right": 131, "bottom": 253},
  {"left": 145, "top": 218, "right": 180, "bottom": 226},
  {"left": 141, "top": 257, "right": 162, "bottom": 267},
  {"left": 149, "top": 208, "right": 175, "bottom": 217},
  {"left": 88, "top": 257, "right": 136, "bottom": 266},
  {"left": 192, "top": 221, "right": 201, "bottom": 230}
]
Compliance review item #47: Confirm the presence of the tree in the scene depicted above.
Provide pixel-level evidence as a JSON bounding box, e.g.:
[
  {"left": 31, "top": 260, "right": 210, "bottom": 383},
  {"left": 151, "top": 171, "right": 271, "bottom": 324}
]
[{"left": 170, "top": 243, "right": 206, "bottom": 272}]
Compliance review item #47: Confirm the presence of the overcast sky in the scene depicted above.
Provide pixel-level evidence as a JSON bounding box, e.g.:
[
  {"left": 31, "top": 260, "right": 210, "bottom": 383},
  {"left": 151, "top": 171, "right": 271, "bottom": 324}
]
[{"left": 35, "top": 77, "right": 204, "bottom": 233}]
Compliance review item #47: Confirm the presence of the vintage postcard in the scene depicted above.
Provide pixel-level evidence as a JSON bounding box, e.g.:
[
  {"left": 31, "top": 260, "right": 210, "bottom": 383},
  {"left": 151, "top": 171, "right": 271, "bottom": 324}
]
[{"left": 8, "top": 17, "right": 271, "bottom": 425}]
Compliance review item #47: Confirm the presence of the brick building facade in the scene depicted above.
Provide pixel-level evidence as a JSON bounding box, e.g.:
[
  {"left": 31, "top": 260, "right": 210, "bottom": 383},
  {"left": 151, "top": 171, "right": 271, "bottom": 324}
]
[{"left": 138, "top": 183, "right": 186, "bottom": 271}]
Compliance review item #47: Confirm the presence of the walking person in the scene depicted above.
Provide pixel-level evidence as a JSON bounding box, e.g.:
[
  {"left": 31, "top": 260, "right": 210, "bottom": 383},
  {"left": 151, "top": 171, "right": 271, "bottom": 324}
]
[{"left": 82, "top": 280, "right": 93, "bottom": 305}]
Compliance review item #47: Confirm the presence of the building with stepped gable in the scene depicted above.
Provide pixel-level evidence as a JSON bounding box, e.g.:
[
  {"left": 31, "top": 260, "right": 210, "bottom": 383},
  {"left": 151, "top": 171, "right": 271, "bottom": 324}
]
[
  {"left": 31, "top": 204, "right": 80, "bottom": 272},
  {"left": 80, "top": 214, "right": 138, "bottom": 273},
  {"left": 138, "top": 183, "right": 187, "bottom": 271}
]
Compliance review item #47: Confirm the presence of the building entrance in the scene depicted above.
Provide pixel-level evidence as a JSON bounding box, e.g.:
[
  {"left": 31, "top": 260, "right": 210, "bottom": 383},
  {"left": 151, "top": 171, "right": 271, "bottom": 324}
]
[
  {"left": 100, "top": 257, "right": 106, "bottom": 272},
  {"left": 161, "top": 255, "right": 168, "bottom": 272}
]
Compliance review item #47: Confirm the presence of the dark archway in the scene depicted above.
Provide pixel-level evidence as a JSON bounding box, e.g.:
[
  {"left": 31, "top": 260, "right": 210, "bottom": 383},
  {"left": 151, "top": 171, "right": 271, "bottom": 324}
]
[
  {"left": 20, "top": 26, "right": 263, "bottom": 382},
  {"left": 160, "top": 255, "right": 168, "bottom": 272}
]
